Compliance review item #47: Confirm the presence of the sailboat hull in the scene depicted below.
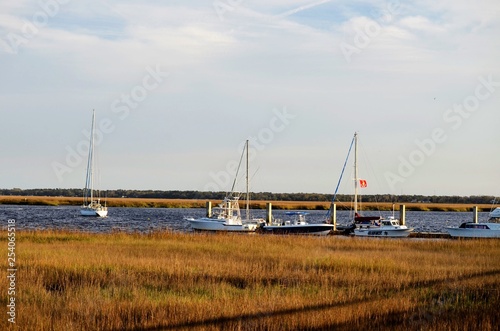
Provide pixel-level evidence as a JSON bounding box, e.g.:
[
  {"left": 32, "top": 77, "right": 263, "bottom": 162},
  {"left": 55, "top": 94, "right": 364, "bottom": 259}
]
[{"left": 80, "top": 206, "right": 108, "bottom": 217}]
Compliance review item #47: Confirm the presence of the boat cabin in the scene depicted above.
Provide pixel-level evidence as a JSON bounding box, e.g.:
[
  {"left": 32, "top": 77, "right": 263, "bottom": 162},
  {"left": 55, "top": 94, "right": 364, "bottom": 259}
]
[{"left": 459, "top": 223, "right": 490, "bottom": 229}]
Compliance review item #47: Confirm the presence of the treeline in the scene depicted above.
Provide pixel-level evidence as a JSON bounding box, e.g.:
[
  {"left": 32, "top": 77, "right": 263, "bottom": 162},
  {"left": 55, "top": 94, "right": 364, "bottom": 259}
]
[{"left": 1, "top": 188, "right": 497, "bottom": 204}]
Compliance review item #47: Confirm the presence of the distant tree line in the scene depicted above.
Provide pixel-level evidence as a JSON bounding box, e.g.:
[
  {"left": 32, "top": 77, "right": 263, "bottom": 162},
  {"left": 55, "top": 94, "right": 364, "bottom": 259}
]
[{"left": 1, "top": 188, "right": 497, "bottom": 204}]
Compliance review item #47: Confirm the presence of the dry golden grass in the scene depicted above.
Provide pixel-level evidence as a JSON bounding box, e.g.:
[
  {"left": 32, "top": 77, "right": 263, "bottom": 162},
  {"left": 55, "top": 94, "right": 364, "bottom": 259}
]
[
  {"left": 0, "top": 195, "right": 493, "bottom": 212},
  {"left": 0, "top": 230, "right": 499, "bottom": 330}
]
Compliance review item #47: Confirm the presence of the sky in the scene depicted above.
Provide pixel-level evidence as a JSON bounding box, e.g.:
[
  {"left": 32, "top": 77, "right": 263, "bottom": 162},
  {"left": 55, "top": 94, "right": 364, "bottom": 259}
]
[{"left": 0, "top": 0, "right": 499, "bottom": 196}]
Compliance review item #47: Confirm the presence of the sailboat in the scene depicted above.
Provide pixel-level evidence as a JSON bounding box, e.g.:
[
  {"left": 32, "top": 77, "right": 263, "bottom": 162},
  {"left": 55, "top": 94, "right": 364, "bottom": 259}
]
[
  {"left": 80, "top": 110, "right": 108, "bottom": 217},
  {"left": 329, "top": 132, "right": 413, "bottom": 237},
  {"left": 188, "top": 140, "right": 258, "bottom": 232}
]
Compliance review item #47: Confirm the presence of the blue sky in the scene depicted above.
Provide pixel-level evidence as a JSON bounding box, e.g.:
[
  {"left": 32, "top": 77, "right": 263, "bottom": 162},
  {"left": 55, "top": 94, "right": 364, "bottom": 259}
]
[{"left": 0, "top": 0, "right": 499, "bottom": 196}]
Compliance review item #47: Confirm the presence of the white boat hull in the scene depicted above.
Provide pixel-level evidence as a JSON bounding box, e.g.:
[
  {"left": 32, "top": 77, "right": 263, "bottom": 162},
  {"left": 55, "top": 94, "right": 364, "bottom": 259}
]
[
  {"left": 446, "top": 223, "right": 500, "bottom": 238},
  {"left": 80, "top": 207, "right": 108, "bottom": 217},
  {"left": 354, "top": 227, "right": 413, "bottom": 237},
  {"left": 189, "top": 218, "right": 257, "bottom": 232},
  {"left": 353, "top": 216, "right": 413, "bottom": 238}
]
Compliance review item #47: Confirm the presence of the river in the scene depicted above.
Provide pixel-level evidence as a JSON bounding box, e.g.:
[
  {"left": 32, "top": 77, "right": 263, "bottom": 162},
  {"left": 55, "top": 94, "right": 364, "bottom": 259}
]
[{"left": 0, "top": 205, "right": 492, "bottom": 234}]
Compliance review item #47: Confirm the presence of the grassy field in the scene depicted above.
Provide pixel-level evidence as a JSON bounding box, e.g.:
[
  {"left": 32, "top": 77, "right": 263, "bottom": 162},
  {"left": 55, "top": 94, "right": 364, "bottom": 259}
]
[
  {"left": 0, "top": 195, "right": 494, "bottom": 212},
  {"left": 1, "top": 230, "right": 499, "bottom": 330}
]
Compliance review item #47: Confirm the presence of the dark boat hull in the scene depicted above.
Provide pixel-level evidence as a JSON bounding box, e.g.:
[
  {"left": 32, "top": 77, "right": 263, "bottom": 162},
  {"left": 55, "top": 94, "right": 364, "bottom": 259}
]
[{"left": 261, "top": 224, "right": 334, "bottom": 235}]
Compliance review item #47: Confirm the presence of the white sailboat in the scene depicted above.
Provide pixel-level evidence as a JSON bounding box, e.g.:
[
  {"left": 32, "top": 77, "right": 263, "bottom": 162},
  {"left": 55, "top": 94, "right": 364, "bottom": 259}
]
[
  {"left": 332, "top": 132, "right": 413, "bottom": 237},
  {"left": 189, "top": 140, "right": 257, "bottom": 232},
  {"left": 80, "top": 110, "right": 108, "bottom": 217}
]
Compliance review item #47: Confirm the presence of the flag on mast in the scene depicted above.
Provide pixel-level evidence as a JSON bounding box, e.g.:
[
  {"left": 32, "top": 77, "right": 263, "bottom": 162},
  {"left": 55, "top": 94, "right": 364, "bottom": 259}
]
[{"left": 359, "top": 179, "right": 367, "bottom": 188}]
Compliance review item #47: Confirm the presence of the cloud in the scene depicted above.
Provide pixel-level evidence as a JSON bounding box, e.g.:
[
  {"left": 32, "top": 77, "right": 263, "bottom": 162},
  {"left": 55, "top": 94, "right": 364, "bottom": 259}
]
[{"left": 0, "top": 1, "right": 499, "bottom": 194}]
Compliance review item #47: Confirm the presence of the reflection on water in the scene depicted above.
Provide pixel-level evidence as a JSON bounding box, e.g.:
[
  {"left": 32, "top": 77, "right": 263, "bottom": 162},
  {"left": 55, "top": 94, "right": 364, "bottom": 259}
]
[{"left": 0, "top": 205, "right": 491, "bottom": 234}]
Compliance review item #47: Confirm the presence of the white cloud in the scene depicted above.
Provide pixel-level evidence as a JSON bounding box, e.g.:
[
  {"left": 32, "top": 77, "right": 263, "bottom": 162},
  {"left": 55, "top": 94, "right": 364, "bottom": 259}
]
[{"left": 0, "top": 0, "right": 499, "bottom": 195}]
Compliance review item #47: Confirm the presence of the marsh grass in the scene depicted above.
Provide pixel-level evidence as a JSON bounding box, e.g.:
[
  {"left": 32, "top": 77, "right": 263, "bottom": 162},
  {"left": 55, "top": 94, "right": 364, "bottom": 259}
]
[
  {"left": 0, "top": 195, "right": 493, "bottom": 212},
  {"left": 1, "top": 230, "right": 499, "bottom": 330}
]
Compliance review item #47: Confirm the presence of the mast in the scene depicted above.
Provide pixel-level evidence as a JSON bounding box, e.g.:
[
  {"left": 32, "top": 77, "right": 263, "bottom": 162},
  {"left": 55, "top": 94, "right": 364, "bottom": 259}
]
[
  {"left": 83, "top": 110, "right": 96, "bottom": 206},
  {"left": 245, "top": 139, "right": 250, "bottom": 221},
  {"left": 90, "top": 109, "right": 96, "bottom": 204},
  {"left": 353, "top": 132, "right": 358, "bottom": 215}
]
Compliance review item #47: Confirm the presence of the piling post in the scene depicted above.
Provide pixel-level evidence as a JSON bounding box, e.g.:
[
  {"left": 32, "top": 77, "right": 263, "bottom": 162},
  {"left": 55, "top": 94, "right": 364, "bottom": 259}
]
[
  {"left": 206, "top": 201, "right": 212, "bottom": 218},
  {"left": 399, "top": 205, "right": 406, "bottom": 226},
  {"left": 330, "top": 204, "right": 337, "bottom": 231},
  {"left": 266, "top": 203, "right": 272, "bottom": 225},
  {"left": 473, "top": 206, "right": 478, "bottom": 223}
]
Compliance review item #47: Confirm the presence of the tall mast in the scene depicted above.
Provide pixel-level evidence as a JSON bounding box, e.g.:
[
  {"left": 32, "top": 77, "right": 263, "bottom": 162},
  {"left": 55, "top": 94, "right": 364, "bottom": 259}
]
[
  {"left": 353, "top": 132, "right": 358, "bottom": 215},
  {"left": 90, "top": 109, "right": 96, "bottom": 203},
  {"left": 83, "top": 110, "right": 96, "bottom": 205},
  {"left": 245, "top": 139, "right": 249, "bottom": 221}
]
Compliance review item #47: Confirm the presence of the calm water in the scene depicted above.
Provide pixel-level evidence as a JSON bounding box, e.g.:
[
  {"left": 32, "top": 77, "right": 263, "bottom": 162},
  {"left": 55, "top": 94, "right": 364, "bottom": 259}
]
[{"left": 0, "top": 205, "right": 491, "bottom": 233}]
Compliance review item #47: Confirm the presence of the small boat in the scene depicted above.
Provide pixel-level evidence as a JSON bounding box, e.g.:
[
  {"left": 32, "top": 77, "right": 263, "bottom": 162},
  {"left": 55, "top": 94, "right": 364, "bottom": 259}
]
[
  {"left": 260, "top": 212, "right": 334, "bottom": 235},
  {"left": 188, "top": 140, "right": 258, "bottom": 232},
  {"left": 354, "top": 216, "right": 413, "bottom": 237},
  {"left": 80, "top": 110, "right": 108, "bottom": 217},
  {"left": 189, "top": 196, "right": 258, "bottom": 232},
  {"left": 446, "top": 207, "right": 500, "bottom": 238}
]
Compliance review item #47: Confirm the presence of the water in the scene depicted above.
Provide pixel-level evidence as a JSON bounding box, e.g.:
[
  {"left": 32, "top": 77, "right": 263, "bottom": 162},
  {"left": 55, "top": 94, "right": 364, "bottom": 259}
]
[{"left": 0, "top": 205, "right": 491, "bottom": 234}]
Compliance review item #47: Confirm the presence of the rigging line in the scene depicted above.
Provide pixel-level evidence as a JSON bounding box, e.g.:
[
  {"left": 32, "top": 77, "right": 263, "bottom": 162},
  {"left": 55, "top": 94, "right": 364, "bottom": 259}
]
[
  {"left": 326, "top": 134, "right": 355, "bottom": 219},
  {"left": 490, "top": 196, "right": 499, "bottom": 213},
  {"left": 228, "top": 143, "right": 246, "bottom": 196},
  {"left": 240, "top": 166, "right": 260, "bottom": 195},
  {"left": 234, "top": 167, "right": 260, "bottom": 196},
  {"left": 358, "top": 139, "right": 384, "bottom": 216}
]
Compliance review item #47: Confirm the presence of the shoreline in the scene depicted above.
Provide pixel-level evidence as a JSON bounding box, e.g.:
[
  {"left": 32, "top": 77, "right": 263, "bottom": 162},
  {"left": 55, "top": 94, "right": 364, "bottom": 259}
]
[{"left": 0, "top": 195, "right": 494, "bottom": 212}]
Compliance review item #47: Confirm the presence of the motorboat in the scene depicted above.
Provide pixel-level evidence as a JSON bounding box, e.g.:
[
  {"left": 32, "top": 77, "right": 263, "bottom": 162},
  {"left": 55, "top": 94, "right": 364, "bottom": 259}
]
[
  {"left": 446, "top": 222, "right": 500, "bottom": 238},
  {"left": 189, "top": 196, "right": 258, "bottom": 232},
  {"left": 353, "top": 216, "right": 413, "bottom": 237},
  {"left": 446, "top": 207, "right": 500, "bottom": 238},
  {"left": 188, "top": 140, "right": 258, "bottom": 232},
  {"left": 260, "top": 212, "right": 334, "bottom": 235}
]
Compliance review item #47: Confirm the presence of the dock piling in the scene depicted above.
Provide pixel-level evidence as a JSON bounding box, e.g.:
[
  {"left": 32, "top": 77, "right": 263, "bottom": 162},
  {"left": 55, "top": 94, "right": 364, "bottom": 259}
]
[
  {"left": 330, "top": 204, "right": 337, "bottom": 231},
  {"left": 206, "top": 201, "right": 212, "bottom": 218},
  {"left": 266, "top": 202, "right": 272, "bottom": 225},
  {"left": 473, "top": 206, "right": 478, "bottom": 223},
  {"left": 400, "top": 205, "right": 406, "bottom": 225}
]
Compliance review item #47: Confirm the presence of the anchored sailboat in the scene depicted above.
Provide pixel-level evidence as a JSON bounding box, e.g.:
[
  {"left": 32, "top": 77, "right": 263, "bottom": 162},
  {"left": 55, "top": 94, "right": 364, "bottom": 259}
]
[
  {"left": 329, "top": 132, "right": 413, "bottom": 237},
  {"left": 80, "top": 110, "right": 108, "bottom": 217}
]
